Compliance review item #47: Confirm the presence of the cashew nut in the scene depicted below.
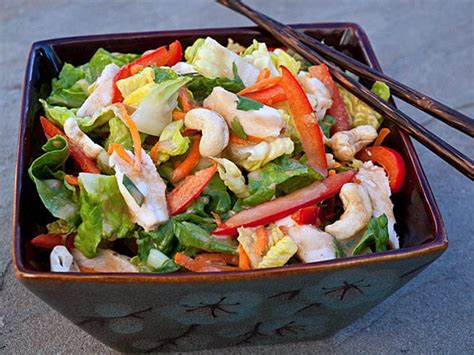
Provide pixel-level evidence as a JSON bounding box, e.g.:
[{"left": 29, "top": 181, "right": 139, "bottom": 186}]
[
  {"left": 327, "top": 125, "right": 377, "bottom": 162},
  {"left": 325, "top": 183, "right": 373, "bottom": 240},
  {"left": 184, "top": 108, "right": 229, "bottom": 157}
]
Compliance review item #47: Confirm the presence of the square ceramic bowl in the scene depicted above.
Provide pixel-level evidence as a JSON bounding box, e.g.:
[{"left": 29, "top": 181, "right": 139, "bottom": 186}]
[{"left": 13, "top": 23, "right": 448, "bottom": 352}]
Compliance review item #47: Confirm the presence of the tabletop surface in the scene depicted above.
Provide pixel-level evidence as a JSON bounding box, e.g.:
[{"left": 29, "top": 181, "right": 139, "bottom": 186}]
[{"left": 1, "top": 0, "right": 473, "bottom": 353}]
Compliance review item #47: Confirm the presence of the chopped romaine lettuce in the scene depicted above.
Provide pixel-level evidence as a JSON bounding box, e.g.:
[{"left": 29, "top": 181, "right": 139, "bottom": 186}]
[
  {"left": 153, "top": 67, "right": 179, "bottom": 83},
  {"left": 40, "top": 99, "right": 114, "bottom": 132},
  {"left": 116, "top": 67, "right": 155, "bottom": 98},
  {"left": 185, "top": 37, "right": 259, "bottom": 87},
  {"left": 319, "top": 115, "right": 336, "bottom": 138},
  {"left": 47, "top": 63, "right": 89, "bottom": 108},
  {"left": 271, "top": 48, "right": 301, "bottom": 75},
  {"left": 212, "top": 157, "right": 249, "bottom": 198},
  {"left": 242, "top": 39, "right": 279, "bottom": 76},
  {"left": 74, "top": 173, "right": 135, "bottom": 258},
  {"left": 155, "top": 120, "right": 190, "bottom": 163},
  {"left": 104, "top": 116, "right": 133, "bottom": 151},
  {"left": 243, "top": 156, "right": 321, "bottom": 206},
  {"left": 186, "top": 63, "right": 244, "bottom": 102},
  {"left": 28, "top": 136, "right": 80, "bottom": 225},
  {"left": 257, "top": 236, "right": 298, "bottom": 269},
  {"left": 131, "top": 76, "right": 191, "bottom": 136},
  {"left": 173, "top": 221, "right": 237, "bottom": 254},
  {"left": 232, "top": 137, "right": 295, "bottom": 171}
]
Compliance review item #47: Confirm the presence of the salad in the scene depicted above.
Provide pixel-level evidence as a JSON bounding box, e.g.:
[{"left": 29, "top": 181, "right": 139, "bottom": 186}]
[{"left": 29, "top": 37, "right": 406, "bottom": 273}]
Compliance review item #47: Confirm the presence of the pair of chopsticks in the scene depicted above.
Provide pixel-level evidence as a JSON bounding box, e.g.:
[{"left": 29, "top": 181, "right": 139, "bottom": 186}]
[{"left": 217, "top": 0, "right": 474, "bottom": 179}]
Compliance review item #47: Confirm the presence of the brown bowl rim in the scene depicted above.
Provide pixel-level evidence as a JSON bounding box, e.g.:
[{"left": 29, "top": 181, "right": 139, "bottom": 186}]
[{"left": 13, "top": 22, "right": 448, "bottom": 284}]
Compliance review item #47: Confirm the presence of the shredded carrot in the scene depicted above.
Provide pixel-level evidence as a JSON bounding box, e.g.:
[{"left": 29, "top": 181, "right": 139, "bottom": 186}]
[
  {"left": 353, "top": 177, "right": 362, "bottom": 184},
  {"left": 130, "top": 64, "right": 144, "bottom": 75},
  {"left": 172, "top": 110, "right": 186, "bottom": 120},
  {"left": 238, "top": 245, "right": 251, "bottom": 270},
  {"left": 374, "top": 127, "right": 391, "bottom": 146},
  {"left": 178, "top": 87, "right": 193, "bottom": 112},
  {"left": 108, "top": 143, "right": 134, "bottom": 165},
  {"left": 328, "top": 169, "right": 336, "bottom": 176},
  {"left": 254, "top": 226, "right": 269, "bottom": 256},
  {"left": 238, "top": 76, "right": 282, "bottom": 95},
  {"left": 256, "top": 67, "right": 271, "bottom": 82},
  {"left": 229, "top": 133, "right": 264, "bottom": 145},
  {"left": 170, "top": 135, "right": 201, "bottom": 183},
  {"left": 278, "top": 225, "right": 289, "bottom": 235},
  {"left": 64, "top": 175, "right": 79, "bottom": 186},
  {"left": 333, "top": 162, "right": 342, "bottom": 168},
  {"left": 116, "top": 103, "right": 142, "bottom": 173},
  {"left": 149, "top": 142, "right": 161, "bottom": 163}
]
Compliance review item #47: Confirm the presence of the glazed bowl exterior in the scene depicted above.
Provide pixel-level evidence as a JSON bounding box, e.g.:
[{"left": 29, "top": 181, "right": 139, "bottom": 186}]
[{"left": 13, "top": 23, "right": 447, "bottom": 352}]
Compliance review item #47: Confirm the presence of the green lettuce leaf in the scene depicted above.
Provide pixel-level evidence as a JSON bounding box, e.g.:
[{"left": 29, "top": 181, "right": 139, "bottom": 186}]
[
  {"left": 153, "top": 67, "right": 179, "bottom": 83},
  {"left": 46, "top": 219, "right": 72, "bottom": 234},
  {"left": 83, "top": 48, "right": 138, "bottom": 83},
  {"left": 243, "top": 156, "right": 322, "bottom": 206},
  {"left": 352, "top": 214, "right": 389, "bottom": 256},
  {"left": 202, "top": 174, "right": 233, "bottom": 216},
  {"left": 116, "top": 67, "right": 155, "bottom": 99},
  {"left": 104, "top": 116, "right": 133, "bottom": 151},
  {"left": 40, "top": 99, "right": 114, "bottom": 132},
  {"left": 132, "top": 76, "right": 191, "bottom": 136},
  {"left": 186, "top": 63, "right": 244, "bottom": 102},
  {"left": 46, "top": 63, "right": 89, "bottom": 108},
  {"left": 173, "top": 221, "right": 237, "bottom": 254},
  {"left": 155, "top": 120, "right": 190, "bottom": 163},
  {"left": 236, "top": 95, "right": 263, "bottom": 111},
  {"left": 74, "top": 173, "right": 135, "bottom": 258},
  {"left": 319, "top": 115, "right": 335, "bottom": 138},
  {"left": 136, "top": 220, "right": 177, "bottom": 260},
  {"left": 28, "top": 136, "right": 80, "bottom": 225}
]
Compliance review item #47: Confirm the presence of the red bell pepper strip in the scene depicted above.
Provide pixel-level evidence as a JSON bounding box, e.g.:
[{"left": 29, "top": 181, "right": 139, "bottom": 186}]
[
  {"left": 356, "top": 146, "right": 406, "bottom": 193},
  {"left": 112, "top": 40, "right": 183, "bottom": 102},
  {"left": 291, "top": 205, "right": 321, "bottom": 226},
  {"left": 167, "top": 163, "right": 218, "bottom": 215},
  {"left": 242, "top": 84, "right": 287, "bottom": 106},
  {"left": 281, "top": 65, "right": 327, "bottom": 176},
  {"left": 40, "top": 116, "right": 101, "bottom": 174},
  {"left": 167, "top": 40, "right": 183, "bottom": 66},
  {"left": 213, "top": 170, "right": 355, "bottom": 235},
  {"left": 309, "top": 64, "right": 350, "bottom": 133},
  {"left": 31, "top": 233, "right": 75, "bottom": 251}
]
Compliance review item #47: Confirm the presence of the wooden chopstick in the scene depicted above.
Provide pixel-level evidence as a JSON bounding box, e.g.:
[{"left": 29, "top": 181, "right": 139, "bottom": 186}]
[{"left": 217, "top": 0, "right": 474, "bottom": 179}]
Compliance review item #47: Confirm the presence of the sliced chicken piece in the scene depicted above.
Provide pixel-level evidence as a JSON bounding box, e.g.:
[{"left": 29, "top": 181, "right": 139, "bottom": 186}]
[
  {"left": 325, "top": 183, "right": 373, "bottom": 240},
  {"left": 203, "top": 87, "right": 285, "bottom": 139},
  {"left": 50, "top": 246, "right": 79, "bottom": 272},
  {"left": 77, "top": 63, "right": 120, "bottom": 117},
  {"left": 72, "top": 248, "right": 138, "bottom": 272},
  {"left": 287, "top": 225, "right": 337, "bottom": 263},
  {"left": 357, "top": 161, "right": 399, "bottom": 249},
  {"left": 298, "top": 71, "right": 333, "bottom": 120},
  {"left": 109, "top": 149, "right": 169, "bottom": 231},
  {"left": 63, "top": 117, "right": 105, "bottom": 159}
]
